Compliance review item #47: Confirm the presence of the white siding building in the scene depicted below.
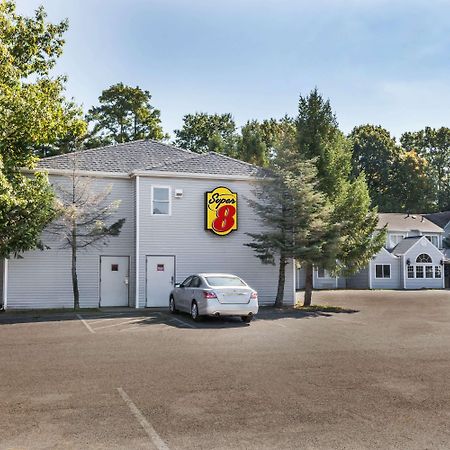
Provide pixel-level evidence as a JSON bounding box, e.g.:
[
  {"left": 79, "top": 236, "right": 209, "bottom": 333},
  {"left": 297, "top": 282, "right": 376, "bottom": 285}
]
[
  {"left": 0, "top": 141, "right": 295, "bottom": 310},
  {"left": 424, "top": 211, "right": 450, "bottom": 288},
  {"left": 297, "top": 213, "right": 447, "bottom": 291}
]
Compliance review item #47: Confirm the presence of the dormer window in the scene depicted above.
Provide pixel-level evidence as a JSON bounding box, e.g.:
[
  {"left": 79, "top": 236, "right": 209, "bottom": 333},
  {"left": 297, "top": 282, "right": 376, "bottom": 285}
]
[
  {"left": 425, "top": 235, "right": 439, "bottom": 248},
  {"left": 389, "top": 234, "right": 405, "bottom": 248}
]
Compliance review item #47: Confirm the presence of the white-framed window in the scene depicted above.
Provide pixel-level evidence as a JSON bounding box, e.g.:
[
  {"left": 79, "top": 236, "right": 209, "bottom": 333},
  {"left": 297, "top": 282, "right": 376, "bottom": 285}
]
[
  {"left": 151, "top": 186, "right": 171, "bottom": 216},
  {"left": 407, "top": 265, "right": 414, "bottom": 278},
  {"left": 415, "top": 265, "right": 424, "bottom": 278},
  {"left": 375, "top": 264, "right": 391, "bottom": 279},
  {"left": 416, "top": 253, "right": 432, "bottom": 263},
  {"left": 435, "top": 266, "right": 442, "bottom": 278},
  {"left": 389, "top": 234, "right": 405, "bottom": 248},
  {"left": 425, "top": 235, "right": 439, "bottom": 248},
  {"left": 407, "top": 261, "right": 442, "bottom": 279},
  {"left": 317, "top": 268, "right": 331, "bottom": 278}
]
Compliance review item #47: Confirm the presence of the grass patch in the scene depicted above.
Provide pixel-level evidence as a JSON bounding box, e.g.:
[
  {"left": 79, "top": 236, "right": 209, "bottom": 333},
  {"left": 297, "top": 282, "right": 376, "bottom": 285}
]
[{"left": 294, "top": 304, "right": 358, "bottom": 313}]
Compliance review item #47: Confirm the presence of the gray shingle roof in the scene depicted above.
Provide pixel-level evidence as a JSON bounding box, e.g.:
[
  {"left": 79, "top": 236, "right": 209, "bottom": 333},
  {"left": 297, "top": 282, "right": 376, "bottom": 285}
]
[
  {"left": 37, "top": 140, "right": 264, "bottom": 177},
  {"left": 37, "top": 140, "right": 195, "bottom": 173},
  {"left": 392, "top": 236, "right": 423, "bottom": 255},
  {"left": 424, "top": 211, "right": 450, "bottom": 229},
  {"left": 149, "top": 152, "right": 266, "bottom": 177},
  {"left": 378, "top": 213, "right": 443, "bottom": 233}
]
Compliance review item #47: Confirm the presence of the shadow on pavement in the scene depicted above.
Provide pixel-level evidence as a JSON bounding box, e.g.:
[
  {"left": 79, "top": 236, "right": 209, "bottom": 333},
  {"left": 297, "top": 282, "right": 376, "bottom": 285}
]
[{"left": 0, "top": 305, "right": 359, "bottom": 329}]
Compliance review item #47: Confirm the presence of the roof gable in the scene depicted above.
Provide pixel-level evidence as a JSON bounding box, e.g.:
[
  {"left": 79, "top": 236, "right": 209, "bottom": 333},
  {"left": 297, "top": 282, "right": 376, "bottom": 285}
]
[
  {"left": 378, "top": 213, "right": 443, "bottom": 233},
  {"left": 392, "top": 236, "right": 423, "bottom": 255},
  {"left": 424, "top": 211, "right": 450, "bottom": 229},
  {"left": 377, "top": 246, "right": 399, "bottom": 259},
  {"left": 392, "top": 235, "right": 444, "bottom": 258},
  {"left": 37, "top": 140, "right": 264, "bottom": 178},
  {"left": 148, "top": 152, "right": 266, "bottom": 177}
]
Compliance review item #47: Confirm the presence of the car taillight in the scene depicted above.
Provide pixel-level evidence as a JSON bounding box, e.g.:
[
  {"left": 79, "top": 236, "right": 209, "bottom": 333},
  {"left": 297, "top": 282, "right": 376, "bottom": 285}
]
[
  {"left": 202, "top": 290, "right": 217, "bottom": 299},
  {"left": 250, "top": 291, "right": 258, "bottom": 299}
]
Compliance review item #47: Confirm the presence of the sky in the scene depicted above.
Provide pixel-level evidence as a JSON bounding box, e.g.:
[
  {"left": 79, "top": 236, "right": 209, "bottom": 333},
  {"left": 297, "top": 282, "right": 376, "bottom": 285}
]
[{"left": 16, "top": 0, "right": 450, "bottom": 140}]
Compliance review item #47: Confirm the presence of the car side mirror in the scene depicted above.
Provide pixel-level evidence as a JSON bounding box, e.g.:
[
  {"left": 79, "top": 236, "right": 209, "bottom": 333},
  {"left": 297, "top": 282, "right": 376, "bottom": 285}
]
[{"left": 175, "top": 283, "right": 181, "bottom": 288}]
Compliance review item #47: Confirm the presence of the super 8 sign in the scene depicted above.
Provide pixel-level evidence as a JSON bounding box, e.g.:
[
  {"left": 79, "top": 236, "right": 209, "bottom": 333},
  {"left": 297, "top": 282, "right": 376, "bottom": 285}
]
[{"left": 205, "top": 187, "right": 238, "bottom": 236}]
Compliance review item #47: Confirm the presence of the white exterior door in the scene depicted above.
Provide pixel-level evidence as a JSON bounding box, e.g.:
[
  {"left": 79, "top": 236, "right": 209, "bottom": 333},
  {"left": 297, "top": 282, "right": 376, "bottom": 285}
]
[
  {"left": 100, "top": 256, "right": 129, "bottom": 307},
  {"left": 146, "top": 256, "right": 175, "bottom": 307}
]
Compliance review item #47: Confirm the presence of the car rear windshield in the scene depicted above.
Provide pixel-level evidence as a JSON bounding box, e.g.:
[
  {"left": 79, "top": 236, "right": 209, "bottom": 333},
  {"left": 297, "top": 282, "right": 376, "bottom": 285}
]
[{"left": 205, "top": 276, "right": 246, "bottom": 287}]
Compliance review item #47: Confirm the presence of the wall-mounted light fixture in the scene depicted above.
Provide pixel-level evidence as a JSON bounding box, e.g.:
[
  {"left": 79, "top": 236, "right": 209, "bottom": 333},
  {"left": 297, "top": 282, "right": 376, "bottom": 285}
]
[{"left": 406, "top": 258, "right": 411, "bottom": 266}]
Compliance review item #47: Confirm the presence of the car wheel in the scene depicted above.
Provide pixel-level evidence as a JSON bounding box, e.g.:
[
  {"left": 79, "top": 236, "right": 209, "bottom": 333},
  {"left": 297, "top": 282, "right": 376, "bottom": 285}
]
[
  {"left": 191, "top": 301, "right": 200, "bottom": 321},
  {"left": 241, "top": 315, "right": 253, "bottom": 323},
  {"left": 169, "top": 296, "right": 177, "bottom": 314}
]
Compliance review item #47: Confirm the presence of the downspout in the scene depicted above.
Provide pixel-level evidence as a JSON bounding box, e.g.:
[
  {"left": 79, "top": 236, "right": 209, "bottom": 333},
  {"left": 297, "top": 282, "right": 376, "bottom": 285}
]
[
  {"left": 368, "top": 259, "right": 372, "bottom": 290},
  {"left": 135, "top": 176, "right": 140, "bottom": 309},
  {"left": 2, "top": 258, "right": 8, "bottom": 310}
]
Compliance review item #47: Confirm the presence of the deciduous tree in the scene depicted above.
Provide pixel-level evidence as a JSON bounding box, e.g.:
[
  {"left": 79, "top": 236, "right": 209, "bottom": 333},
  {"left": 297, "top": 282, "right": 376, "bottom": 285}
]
[
  {"left": 0, "top": 0, "right": 85, "bottom": 257},
  {"left": 47, "top": 155, "right": 125, "bottom": 309},
  {"left": 349, "top": 125, "right": 399, "bottom": 210},
  {"left": 237, "top": 117, "right": 295, "bottom": 166},
  {"left": 390, "top": 150, "right": 434, "bottom": 212},
  {"left": 86, "top": 83, "right": 166, "bottom": 148},
  {"left": 174, "top": 113, "right": 238, "bottom": 155},
  {"left": 401, "top": 127, "right": 450, "bottom": 210}
]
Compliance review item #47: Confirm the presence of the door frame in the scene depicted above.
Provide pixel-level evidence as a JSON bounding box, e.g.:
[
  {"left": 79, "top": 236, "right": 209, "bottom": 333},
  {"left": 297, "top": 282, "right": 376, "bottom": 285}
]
[
  {"left": 145, "top": 254, "right": 176, "bottom": 307},
  {"left": 99, "top": 255, "right": 130, "bottom": 308}
]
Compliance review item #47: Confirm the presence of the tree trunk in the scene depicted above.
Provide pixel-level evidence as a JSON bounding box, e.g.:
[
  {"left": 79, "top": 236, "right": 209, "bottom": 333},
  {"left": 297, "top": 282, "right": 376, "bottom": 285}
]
[
  {"left": 71, "top": 222, "right": 80, "bottom": 310},
  {"left": 303, "top": 262, "right": 313, "bottom": 306},
  {"left": 274, "top": 254, "right": 286, "bottom": 308}
]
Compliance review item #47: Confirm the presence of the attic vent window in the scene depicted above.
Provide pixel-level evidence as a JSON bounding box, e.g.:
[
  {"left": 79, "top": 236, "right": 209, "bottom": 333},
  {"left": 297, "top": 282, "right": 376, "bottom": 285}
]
[
  {"left": 111, "top": 264, "right": 119, "bottom": 272},
  {"left": 416, "top": 254, "right": 432, "bottom": 263}
]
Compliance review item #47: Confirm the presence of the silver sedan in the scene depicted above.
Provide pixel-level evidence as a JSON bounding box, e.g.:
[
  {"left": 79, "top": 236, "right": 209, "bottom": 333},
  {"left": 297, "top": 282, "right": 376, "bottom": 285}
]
[{"left": 169, "top": 273, "right": 258, "bottom": 323}]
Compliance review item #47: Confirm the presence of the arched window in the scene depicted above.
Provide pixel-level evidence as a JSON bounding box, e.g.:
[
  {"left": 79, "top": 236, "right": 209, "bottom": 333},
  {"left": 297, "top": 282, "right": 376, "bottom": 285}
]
[{"left": 416, "top": 253, "right": 432, "bottom": 263}]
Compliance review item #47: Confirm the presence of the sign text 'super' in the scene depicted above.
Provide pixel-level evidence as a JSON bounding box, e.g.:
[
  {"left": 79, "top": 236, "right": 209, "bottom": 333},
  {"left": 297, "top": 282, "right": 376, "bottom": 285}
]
[{"left": 205, "top": 187, "right": 238, "bottom": 236}]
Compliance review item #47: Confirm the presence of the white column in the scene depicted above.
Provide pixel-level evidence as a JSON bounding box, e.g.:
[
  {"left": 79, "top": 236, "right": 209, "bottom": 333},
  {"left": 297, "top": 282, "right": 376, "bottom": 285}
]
[
  {"left": 135, "top": 176, "right": 140, "bottom": 309},
  {"left": 403, "top": 256, "right": 407, "bottom": 289},
  {"left": 292, "top": 259, "right": 296, "bottom": 304},
  {"left": 2, "top": 258, "right": 8, "bottom": 310},
  {"left": 368, "top": 259, "right": 372, "bottom": 289}
]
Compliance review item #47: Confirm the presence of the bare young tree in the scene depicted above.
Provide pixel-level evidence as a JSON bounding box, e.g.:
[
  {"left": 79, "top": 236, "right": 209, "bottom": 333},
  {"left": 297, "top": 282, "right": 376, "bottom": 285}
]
[{"left": 48, "top": 155, "right": 125, "bottom": 309}]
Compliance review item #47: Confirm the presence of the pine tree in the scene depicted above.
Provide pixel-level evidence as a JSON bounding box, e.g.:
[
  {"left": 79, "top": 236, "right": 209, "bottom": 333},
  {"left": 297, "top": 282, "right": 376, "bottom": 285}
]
[
  {"left": 296, "top": 90, "right": 385, "bottom": 305},
  {"left": 246, "top": 137, "right": 337, "bottom": 306}
]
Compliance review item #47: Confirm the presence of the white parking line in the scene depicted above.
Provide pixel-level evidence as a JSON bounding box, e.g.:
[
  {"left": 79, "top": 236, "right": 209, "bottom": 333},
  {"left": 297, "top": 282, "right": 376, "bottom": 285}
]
[
  {"left": 87, "top": 317, "right": 122, "bottom": 325},
  {"left": 117, "top": 387, "right": 170, "bottom": 450},
  {"left": 119, "top": 317, "right": 159, "bottom": 332},
  {"left": 120, "top": 325, "right": 169, "bottom": 333},
  {"left": 271, "top": 321, "right": 288, "bottom": 328},
  {"left": 76, "top": 314, "right": 95, "bottom": 334},
  {"left": 168, "top": 317, "right": 196, "bottom": 329},
  {"left": 94, "top": 317, "right": 148, "bottom": 330}
]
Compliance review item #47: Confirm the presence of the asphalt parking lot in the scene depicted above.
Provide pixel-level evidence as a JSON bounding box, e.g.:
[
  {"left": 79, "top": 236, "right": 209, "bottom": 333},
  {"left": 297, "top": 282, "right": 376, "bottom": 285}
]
[{"left": 1, "top": 290, "right": 450, "bottom": 449}]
